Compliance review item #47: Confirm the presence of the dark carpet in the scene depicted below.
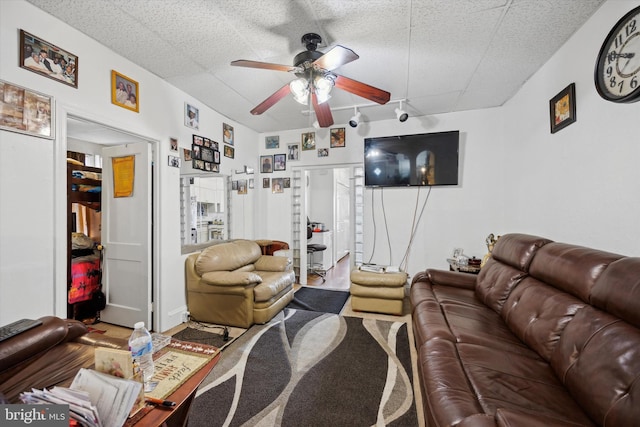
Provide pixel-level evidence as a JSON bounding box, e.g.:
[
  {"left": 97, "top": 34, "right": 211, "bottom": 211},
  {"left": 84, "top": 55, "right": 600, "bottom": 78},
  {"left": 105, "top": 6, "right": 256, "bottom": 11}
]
[
  {"left": 188, "top": 308, "right": 418, "bottom": 426},
  {"left": 172, "top": 326, "right": 239, "bottom": 350},
  {"left": 285, "top": 287, "right": 350, "bottom": 314}
]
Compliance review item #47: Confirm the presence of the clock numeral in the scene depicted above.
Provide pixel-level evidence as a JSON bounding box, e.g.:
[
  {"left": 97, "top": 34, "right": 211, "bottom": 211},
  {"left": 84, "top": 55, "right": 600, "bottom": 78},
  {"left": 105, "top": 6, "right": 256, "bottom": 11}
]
[
  {"left": 605, "top": 65, "right": 613, "bottom": 77},
  {"left": 614, "top": 33, "right": 623, "bottom": 49},
  {"left": 631, "top": 76, "right": 638, "bottom": 90},
  {"left": 627, "top": 19, "right": 637, "bottom": 37},
  {"left": 617, "top": 80, "right": 625, "bottom": 93}
]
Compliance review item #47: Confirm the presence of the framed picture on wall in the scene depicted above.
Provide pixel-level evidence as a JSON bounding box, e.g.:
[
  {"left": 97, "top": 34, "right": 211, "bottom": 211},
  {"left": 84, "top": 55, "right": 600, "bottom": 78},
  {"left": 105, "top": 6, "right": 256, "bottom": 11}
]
[
  {"left": 224, "top": 145, "right": 234, "bottom": 158},
  {"left": 263, "top": 178, "right": 270, "bottom": 188},
  {"left": 111, "top": 70, "right": 139, "bottom": 112},
  {"left": 185, "top": 103, "right": 199, "bottom": 129},
  {"left": 223, "top": 123, "right": 234, "bottom": 145},
  {"left": 0, "top": 79, "right": 54, "bottom": 139},
  {"left": 265, "top": 135, "right": 279, "bottom": 149},
  {"left": 549, "top": 83, "right": 576, "bottom": 134},
  {"left": 301, "top": 132, "right": 315, "bottom": 150},
  {"left": 273, "top": 154, "right": 286, "bottom": 171},
  {"left": 287, "top": 143, "right": 299, "bottom": 161},
  {"left": 260, "top": 155, "right": 273, "bottom": 173},
  {"left": 330, "top": 127, "right": 345, "bottom": 147},
  {"left": 20, "top": 29, "right": 78, "bottom": 88}
]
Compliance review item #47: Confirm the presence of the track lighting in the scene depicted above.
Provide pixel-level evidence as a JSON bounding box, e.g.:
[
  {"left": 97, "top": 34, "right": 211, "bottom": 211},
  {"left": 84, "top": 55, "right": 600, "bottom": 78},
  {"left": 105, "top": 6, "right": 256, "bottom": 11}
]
[
  {"left": 349, "top": 108, "right": 361, "bottom": 128},
  {"left": 395, "top": 100, "right": 408, "bottom": 122},
  {"left": 312, "top": 120, "right": 320, "bottom": 129}
]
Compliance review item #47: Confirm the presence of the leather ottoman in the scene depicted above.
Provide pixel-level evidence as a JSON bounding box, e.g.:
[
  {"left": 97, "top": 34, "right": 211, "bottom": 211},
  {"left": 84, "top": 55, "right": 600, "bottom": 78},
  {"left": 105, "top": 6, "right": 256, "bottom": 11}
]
[{"left": 350, "top": 270, "right": 408, "bottom": 315}]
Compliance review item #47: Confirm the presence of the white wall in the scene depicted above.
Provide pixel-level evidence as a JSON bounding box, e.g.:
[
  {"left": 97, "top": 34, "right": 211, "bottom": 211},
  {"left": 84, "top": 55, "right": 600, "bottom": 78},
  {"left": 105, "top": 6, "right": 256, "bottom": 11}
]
[{"left": 0, "top": 0, "right": 258, "bottom": 329}]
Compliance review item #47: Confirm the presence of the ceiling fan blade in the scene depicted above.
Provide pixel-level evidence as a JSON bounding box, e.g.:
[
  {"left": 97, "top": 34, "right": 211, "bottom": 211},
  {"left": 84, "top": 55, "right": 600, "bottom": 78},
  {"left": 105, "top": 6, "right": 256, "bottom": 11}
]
[
  {"left": 231, "top": 59, "right": 301, "bottom": 73},
  {"left": 311, "top": 92, "right": 334, "bottom": 128},
  {"left": 312, "top": 45, "right": 359, "bottom": 71},
  {"left": 334, "top": 74, "right": 390, "bottom": 104},
  {"left": 250, "top": 84, "right": 291, "bottom": 115}
]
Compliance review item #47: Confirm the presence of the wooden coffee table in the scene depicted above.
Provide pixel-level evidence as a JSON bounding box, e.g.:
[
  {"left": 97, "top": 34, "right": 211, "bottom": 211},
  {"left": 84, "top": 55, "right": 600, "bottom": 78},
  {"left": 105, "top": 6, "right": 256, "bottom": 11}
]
[{"left": 126, "top": 351, "right": 221, "bottom": 427}]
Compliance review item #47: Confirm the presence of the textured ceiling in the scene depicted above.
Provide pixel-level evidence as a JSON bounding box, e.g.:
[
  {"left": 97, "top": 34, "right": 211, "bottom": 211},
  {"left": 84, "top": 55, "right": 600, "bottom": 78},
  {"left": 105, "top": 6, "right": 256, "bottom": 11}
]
[{"left": 27, "top": 0, "right": 605, "bottom": 133}]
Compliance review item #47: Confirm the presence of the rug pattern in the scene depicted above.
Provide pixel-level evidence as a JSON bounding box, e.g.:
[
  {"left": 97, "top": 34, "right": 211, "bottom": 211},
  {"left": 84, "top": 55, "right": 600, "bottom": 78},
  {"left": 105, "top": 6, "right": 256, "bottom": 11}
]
[{"left": 188, "top": 308, "right": 417, "bottom": 426}]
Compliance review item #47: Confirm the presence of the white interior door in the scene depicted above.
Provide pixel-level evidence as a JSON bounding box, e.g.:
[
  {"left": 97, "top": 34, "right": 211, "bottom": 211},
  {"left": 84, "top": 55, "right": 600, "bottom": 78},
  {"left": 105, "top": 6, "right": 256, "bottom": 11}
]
[{"left": 100, "top": 142, "right": 152, "bottom": 328}]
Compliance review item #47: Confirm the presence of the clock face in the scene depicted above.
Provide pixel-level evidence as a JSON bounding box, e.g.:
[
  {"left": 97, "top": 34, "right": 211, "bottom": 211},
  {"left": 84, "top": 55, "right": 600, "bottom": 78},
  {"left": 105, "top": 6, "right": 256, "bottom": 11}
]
[{"left": 595, "top": 6, "right": 640, "bottom": 102}]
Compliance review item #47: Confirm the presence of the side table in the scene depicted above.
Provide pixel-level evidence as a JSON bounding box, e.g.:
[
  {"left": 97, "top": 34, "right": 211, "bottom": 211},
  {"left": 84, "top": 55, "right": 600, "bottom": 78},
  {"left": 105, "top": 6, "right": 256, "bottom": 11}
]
[{"left": 447, "top": 259, "right": 481, "bottom": 275}]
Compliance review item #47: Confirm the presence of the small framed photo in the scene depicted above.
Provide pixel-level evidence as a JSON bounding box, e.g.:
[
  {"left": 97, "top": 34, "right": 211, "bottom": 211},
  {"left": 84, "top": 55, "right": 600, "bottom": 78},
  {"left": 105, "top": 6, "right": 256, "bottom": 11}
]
[
  {"left": 193, "top": 135, "right": 204, "bottom": 146},
  {"left": 283, "top": 177, "right": 291, "bottom": 189},
  {"left": 203, "top": 138, "right": 211, "bottom": 148},
  {"left": 204, "top": 161, "right": 212, "bottom": 171},
  {"left": 265, "top": 135, "right": 279, "bottom": 149},
  {"left": 330, "top": 128, "right": 345, "bottom": 148},
  {"left": 111, "top": 70, "right": 139, "bottom": 112},
  {"left": 183, "top": 148, "right": 192, "bottom": 162},
  {"left": 191, "top": 144, "right": 201, "bottom": 159},
  {"left": 272, "top": 178, "right": 284, "bottom": 194},
  {"left": 185, "top": 103, "right": 199, "bottom": 129},
  {"left": 0, "top": 79, "right": 54, "bottom": 139},
  {"left": 211, "top": 163, "right": 220, "bottom": 172},
  {"left": 318, "top": 148, "right": 329, "bottom": 157},
  {"left": 224, "top": 145, "right": 234, "bottom": 158},
  {"left": 168, "top": 155, "right": 180, "bottom": 168},
  {"left": 263, "top": 178, "right": 270, "bottom": 188},
  {"left": 238, "top": 179, "right": 247, "bottom": 194},
  {"left": 287, "top": 143, "right": 299, "bottom": 161},
  {"left": 170, "top": 137, "right": 178, "bottom": 152},
  {"left": 201, "top": 146, "right": 214, "bottom": 163},
  {"left": 232, "top": 180, "right": 238, "bottom": 190},
  {"left": 193, "top": 159, "right": 205, "bottom": 170},
  {"left": 249, "top": 178, "right": 255, "bottom": 189},
  {"left": 273, "top": 154, "right": 286, "bottom": 171},
  {"left": 20, "top": 29, "right": 78, "bottom": 88},
  {"left": 211, "top": 140, "right": 219, "bottom": 151},
  {"left": 302, "top": 132, "right": 315, "bottom": 151},
  {"left": 550, "top": 83, "right": 576, "bottom": 134},
  {"left": 260, "top": 155, "right": 273, "bottom": 173},
  {"left": 223, "top": 123, "right": 234, "bottom": 145},
  {"left": 213, "top": 150, "right": 220, "bottom": 164}
]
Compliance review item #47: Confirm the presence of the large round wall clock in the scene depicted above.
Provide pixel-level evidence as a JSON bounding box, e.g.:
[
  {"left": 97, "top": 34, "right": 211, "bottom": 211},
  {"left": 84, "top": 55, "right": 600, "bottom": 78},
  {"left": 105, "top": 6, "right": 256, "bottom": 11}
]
[{"left": 594, "top": 5, "right": 640, "bottom": 103}]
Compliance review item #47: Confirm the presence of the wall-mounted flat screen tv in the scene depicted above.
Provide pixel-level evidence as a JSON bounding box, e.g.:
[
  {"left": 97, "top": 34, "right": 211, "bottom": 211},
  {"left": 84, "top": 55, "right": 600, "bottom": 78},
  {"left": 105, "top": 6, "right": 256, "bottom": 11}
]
[{"left": 364, "top": 130, "right": 459, "bottom": 187}]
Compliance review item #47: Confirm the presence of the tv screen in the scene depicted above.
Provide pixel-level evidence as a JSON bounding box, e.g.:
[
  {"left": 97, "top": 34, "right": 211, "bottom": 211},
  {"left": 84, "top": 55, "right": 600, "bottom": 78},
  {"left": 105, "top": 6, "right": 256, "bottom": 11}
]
[{"left": 364, "top": 130, "right": 459, "bottom": 187}]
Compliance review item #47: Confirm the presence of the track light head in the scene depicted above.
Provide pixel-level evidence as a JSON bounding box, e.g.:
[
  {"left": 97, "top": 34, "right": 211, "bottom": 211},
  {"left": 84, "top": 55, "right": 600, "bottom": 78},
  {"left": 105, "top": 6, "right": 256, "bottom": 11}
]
[
  {"left": 395, "top": 107, "right": 408, "bottom": 122},
  {"left": 349, "top": 110, "right": 361, "bottom": 128}
]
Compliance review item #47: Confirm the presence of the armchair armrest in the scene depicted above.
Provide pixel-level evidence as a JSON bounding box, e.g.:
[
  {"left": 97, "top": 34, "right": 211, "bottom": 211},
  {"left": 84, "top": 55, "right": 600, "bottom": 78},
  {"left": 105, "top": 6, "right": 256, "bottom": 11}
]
[
  {"left": 254, "top": 255, "right": 291, "bottom": 272},
  {"left": 412, "top": 268, "right": 477, "bottom": 290},
  {"left": 201, "top": 271, "right": 262, "bottom": 286}
]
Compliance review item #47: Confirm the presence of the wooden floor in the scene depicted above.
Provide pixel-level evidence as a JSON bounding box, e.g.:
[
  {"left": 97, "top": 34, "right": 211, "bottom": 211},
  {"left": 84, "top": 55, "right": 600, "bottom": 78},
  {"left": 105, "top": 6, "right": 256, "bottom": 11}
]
[{"left": 305, "top": 253, "right": 351, "bottom": 290}]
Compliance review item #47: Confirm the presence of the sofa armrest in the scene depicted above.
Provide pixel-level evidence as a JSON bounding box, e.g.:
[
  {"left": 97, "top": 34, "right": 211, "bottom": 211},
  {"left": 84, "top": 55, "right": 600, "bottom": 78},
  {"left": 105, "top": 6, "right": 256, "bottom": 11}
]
[
  {"left": 201, "top": 271, "right": 262, "bottom": 286},
  {"left": 254, "top": 255, "right": 291, "bottom": 272},
  {"left": 412, "top": 268, "right": 476, "bottom": 290}
]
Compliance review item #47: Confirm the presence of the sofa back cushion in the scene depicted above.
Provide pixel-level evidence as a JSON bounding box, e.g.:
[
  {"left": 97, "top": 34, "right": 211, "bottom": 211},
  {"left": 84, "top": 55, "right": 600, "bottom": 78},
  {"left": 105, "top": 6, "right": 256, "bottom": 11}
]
[
  {"left": 591, "top": 257, "right": 640, "bottom": 328},
  {"left": 502, "top": 277, "right": 585, "bottom": 361},
  {"left": 528, "top": 242, "right": 622, "bottom": 303},
  {"left": 550, "top": 306, "right": 640, "bottom": 426},
  {"left": 475, "top": 234, "right": 551, "bottom": 313},
  {"left": 195, "top": 240, "right": 261, "bottom": 275}
]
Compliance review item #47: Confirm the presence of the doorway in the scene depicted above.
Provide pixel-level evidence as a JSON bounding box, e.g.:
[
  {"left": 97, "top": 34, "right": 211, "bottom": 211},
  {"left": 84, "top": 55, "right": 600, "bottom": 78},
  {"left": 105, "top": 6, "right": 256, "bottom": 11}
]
[
  {"left": 55, "top": 110, "right": 159, "bottom": 329},
  {"left": 292, "top": 163, "right": 364, "bottom": 285}
]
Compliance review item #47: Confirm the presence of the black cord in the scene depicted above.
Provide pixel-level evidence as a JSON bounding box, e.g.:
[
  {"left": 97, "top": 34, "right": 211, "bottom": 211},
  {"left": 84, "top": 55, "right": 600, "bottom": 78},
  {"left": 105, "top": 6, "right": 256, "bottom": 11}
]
[
  {"left": 381, "top": 188, "right": 393, "bottom": 266},
  {"left": 367, "top": 188, "right": 377, "bottom": 264},
  {"left": 187, "top": 316, "right": 230, "bottom": 341}
]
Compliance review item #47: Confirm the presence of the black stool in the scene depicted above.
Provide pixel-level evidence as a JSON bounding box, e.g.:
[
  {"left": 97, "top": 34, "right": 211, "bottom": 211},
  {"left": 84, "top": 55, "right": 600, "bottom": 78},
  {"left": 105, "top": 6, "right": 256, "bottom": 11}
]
[{"left": 307, "top": 243, "right": 327, "bottom": 282}]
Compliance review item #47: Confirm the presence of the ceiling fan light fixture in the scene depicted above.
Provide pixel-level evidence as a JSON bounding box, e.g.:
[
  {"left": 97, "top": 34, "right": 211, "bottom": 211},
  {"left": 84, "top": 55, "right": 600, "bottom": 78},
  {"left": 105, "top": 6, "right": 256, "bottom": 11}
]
[
  {"left": 290, "top": 78, "right": 309, "bottom": 105},
  {"left": 314, "top": 75, "right": 334, "bottom": 104},
  {"left": 349, "top": 110, "right": 361, "bottom": 128}
]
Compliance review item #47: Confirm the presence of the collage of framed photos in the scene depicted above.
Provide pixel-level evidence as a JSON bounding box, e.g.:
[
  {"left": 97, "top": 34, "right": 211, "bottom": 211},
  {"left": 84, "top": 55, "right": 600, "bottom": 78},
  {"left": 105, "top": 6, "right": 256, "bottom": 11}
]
[{"left": 191, "top": 134, "right": 220, "bottom": 172}]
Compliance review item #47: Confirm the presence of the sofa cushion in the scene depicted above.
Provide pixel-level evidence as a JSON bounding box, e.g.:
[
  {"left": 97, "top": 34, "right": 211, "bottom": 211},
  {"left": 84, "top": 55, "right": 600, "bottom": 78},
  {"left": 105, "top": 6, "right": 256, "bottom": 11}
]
[
  {"left": 254, "top": 255, "right": 290, "bottom": 272},
  {"left": 195, "top": 240, "right": 261, "bottom": 275},
  {"left": 201, "top": 271, "right": 262, "bottom": 286},
  {"left": 528, "top": 242, "right": 622, "bottom": 303},
  {"left": 551, "top": 306, "right": 640, "bottom": 426},
  {"left": 253, "top": 270, "right": 294, "bottom": 303},
  {"left": 502, "top": 277, "right": 585, "bottom": 361},
  {"left": 591, "top": 257, "right": 640, "bottom": 328}
]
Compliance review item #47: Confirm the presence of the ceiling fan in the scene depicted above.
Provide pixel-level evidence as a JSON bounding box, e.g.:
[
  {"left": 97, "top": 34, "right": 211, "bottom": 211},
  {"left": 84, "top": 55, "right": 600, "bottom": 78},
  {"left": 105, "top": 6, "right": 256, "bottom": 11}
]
[{"left": 231, "top": 33, "right": 391, "bottom": 128}]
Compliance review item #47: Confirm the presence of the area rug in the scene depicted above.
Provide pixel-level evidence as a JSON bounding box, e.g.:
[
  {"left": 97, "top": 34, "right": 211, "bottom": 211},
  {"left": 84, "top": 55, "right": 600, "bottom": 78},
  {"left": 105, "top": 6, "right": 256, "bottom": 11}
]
[
  {"left": 172, "top": 325, "right": 242, "bottom": 350},
  {"left": 285, "top": 287, "right": 350, "bottom": 314},
  {"left": 188, "top": 308, "right": 418, "bottom": 426}
]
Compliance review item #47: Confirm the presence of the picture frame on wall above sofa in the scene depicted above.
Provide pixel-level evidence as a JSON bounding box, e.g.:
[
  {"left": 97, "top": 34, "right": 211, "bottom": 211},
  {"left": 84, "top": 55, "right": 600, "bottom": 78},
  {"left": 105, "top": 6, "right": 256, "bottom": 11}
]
[
  {"left": 0, "top": 79, "right": 54, "bottom": 139},
  {"left": 111, "top": 70, "right": 139, "bottom": 113},
  {"left": 549, "top": 83, "right": 576, "bottom": 134},
  {"left": 273, "top": 154, "right": 286, "bottom": 171},
  {"left": 20, "top": 29, "right": 78, "bottom": 88}
]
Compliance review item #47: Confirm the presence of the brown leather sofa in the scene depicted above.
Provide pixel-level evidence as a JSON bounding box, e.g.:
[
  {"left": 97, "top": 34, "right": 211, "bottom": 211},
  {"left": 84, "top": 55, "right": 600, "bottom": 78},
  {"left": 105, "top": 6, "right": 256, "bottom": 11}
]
[
  {"left": 0, "top": 316, "right": 127, "bottom": 403},
  {"left": 410, "top": 233, "right": 640, "bottom": 426},
  {"left": 185, "top": 239, "right": 295, "bottom": 328}
]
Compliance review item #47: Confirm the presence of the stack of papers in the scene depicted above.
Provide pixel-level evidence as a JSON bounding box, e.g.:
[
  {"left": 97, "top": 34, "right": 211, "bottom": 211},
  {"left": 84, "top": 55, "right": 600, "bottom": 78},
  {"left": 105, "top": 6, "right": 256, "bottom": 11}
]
[
  {"left": 20, "top": 387, "right": 101, "bottom": 427},
  {"left": 70, "top": 368, "right": 142, "bottom": 427}
]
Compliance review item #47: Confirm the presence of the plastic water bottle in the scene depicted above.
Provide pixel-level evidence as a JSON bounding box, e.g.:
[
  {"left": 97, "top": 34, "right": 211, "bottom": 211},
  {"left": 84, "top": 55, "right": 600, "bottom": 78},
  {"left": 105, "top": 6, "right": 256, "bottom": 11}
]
[{"left": 128, "top": 321, "right": 155, "bottom": 384}]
